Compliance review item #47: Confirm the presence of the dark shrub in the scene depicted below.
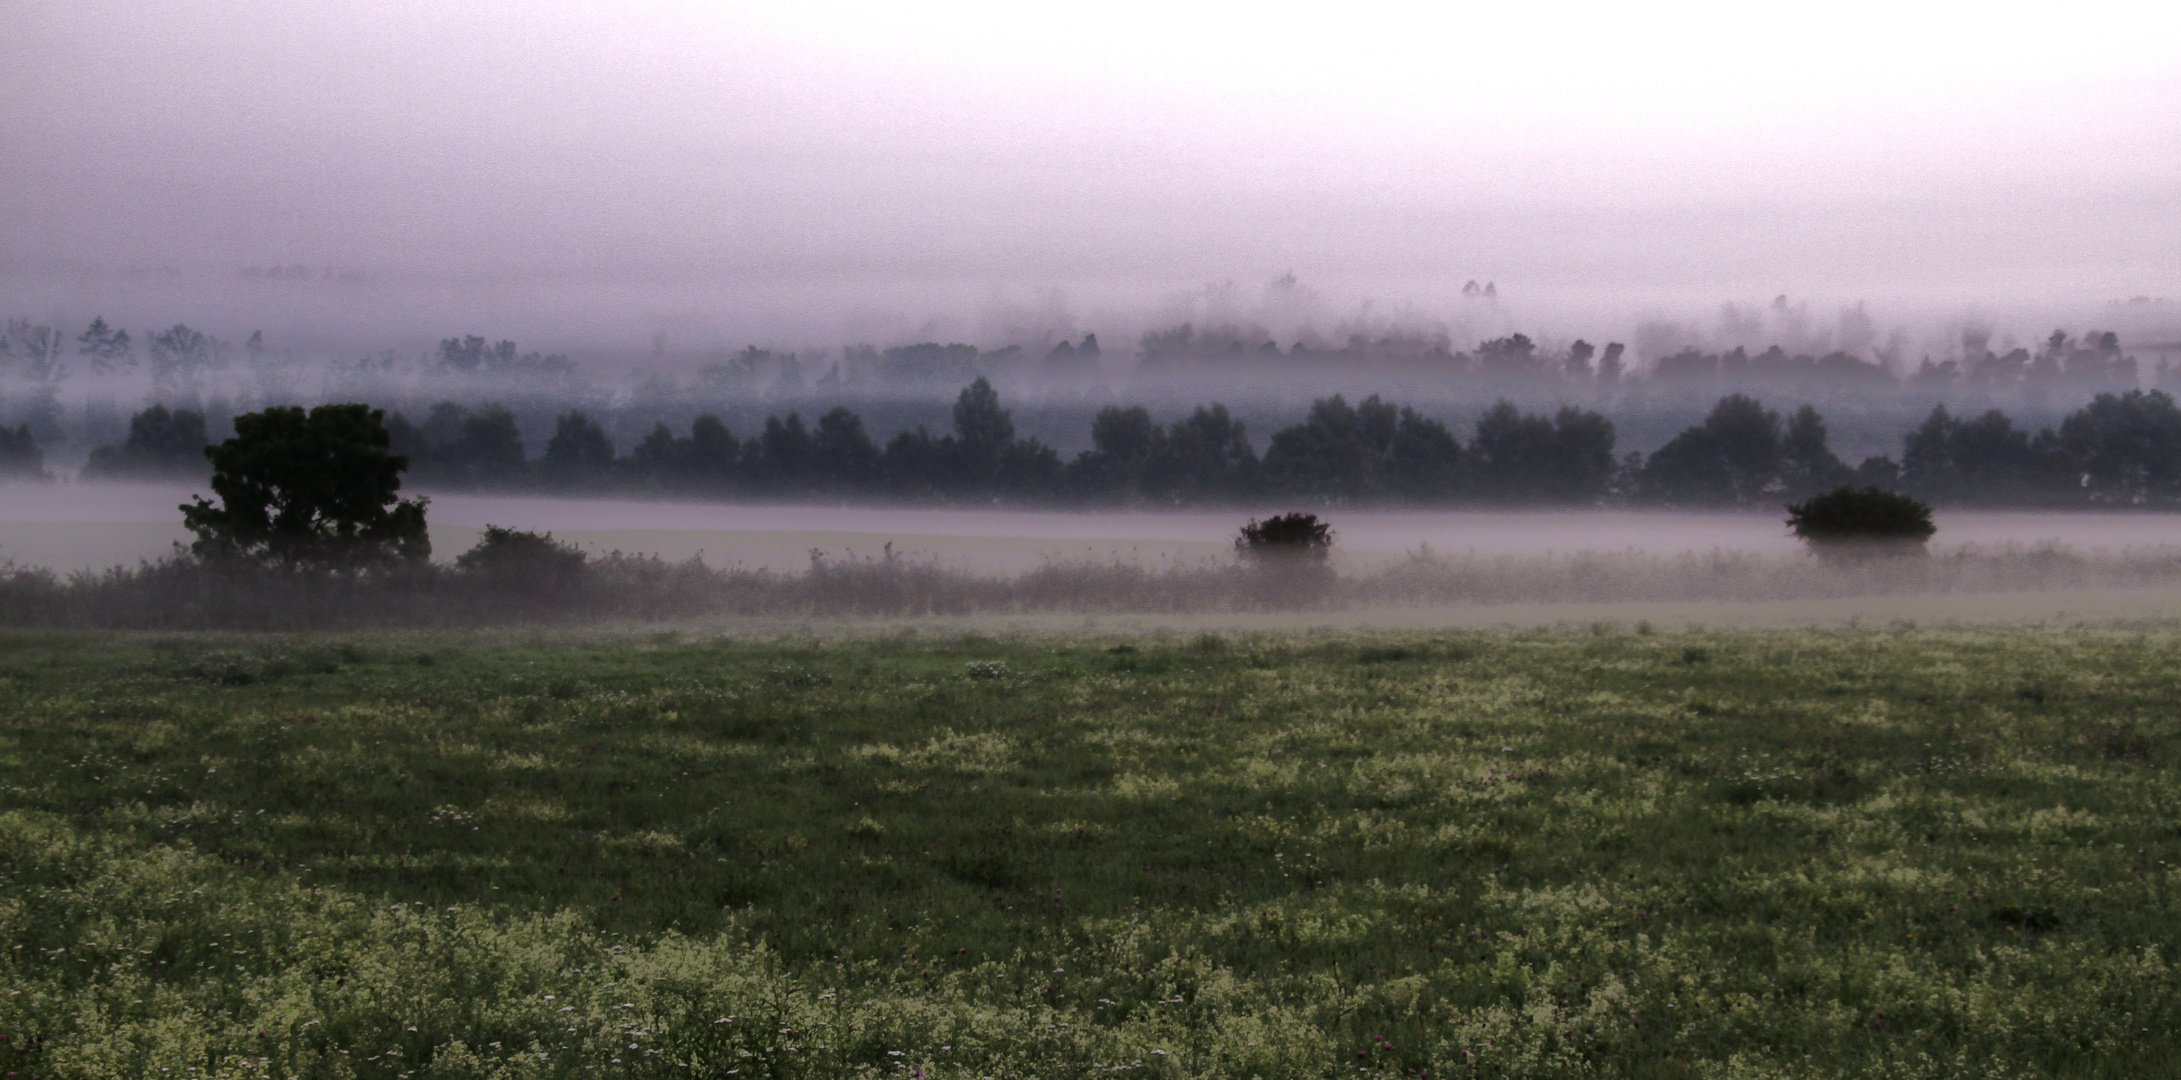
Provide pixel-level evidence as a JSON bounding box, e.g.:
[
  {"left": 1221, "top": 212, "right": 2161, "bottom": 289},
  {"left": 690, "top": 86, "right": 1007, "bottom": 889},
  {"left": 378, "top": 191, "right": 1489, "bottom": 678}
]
[
  {"left": 1235, "top": 513, "right": 1334, "bottom": 563},
  {"left": 1786, "top": 486, "right": 1936, "bottom": 560},
  {"left": 455, "top": 526, "right": 589, "bottom": 593},
  {"left": 1236, "top": 512, "right": 1335, "bottom": 606}
]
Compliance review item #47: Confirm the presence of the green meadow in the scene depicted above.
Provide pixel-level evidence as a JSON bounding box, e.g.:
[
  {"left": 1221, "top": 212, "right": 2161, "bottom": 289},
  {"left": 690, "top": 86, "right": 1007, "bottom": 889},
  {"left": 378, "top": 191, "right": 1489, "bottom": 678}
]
[{"left": 0, "top": 624, "right": 2176, "bottom": 1079}]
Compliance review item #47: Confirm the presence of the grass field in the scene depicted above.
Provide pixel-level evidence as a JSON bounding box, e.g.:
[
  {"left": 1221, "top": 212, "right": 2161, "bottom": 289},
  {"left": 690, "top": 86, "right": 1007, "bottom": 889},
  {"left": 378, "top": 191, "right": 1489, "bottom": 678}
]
[{"left": 1, "top": 625, "right": 2178, "bottom": 1079}]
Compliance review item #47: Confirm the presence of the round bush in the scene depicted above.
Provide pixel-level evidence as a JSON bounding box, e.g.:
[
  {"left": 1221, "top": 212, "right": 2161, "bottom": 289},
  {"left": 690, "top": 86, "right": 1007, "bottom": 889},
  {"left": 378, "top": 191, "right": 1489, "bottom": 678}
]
[
  {"left": 1235, "top": 513, "right": 1334, "bottom": 563},
  {"left": 1785, "top": 486, "right": 1936, "bottom": 558}
]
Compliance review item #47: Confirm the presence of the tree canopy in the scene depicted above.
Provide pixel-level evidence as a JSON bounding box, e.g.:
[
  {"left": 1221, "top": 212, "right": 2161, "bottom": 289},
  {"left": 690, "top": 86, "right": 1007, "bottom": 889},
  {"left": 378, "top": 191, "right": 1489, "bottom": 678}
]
[{"left": 181, "top": 403, "right": 429, "bottom": 572}]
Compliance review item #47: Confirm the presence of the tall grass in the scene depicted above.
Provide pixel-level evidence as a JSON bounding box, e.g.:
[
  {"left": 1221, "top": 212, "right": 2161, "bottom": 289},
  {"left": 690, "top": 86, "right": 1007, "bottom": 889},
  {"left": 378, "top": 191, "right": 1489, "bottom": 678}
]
[{"left": 5, "top": 541, "right": 2181, "bottom": 628}]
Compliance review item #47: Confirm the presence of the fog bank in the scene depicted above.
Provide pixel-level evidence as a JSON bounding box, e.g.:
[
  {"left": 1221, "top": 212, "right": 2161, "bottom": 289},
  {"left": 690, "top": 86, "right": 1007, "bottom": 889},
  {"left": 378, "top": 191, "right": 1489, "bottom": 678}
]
[{"left": 5, "top": 0, "right": 2178, "bottom": 359}]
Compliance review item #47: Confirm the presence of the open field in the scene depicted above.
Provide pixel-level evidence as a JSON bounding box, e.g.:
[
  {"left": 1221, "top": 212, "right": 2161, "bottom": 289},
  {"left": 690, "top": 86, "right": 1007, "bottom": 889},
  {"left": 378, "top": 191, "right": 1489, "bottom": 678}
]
[{"left": 2, "top": 625, "right": 2178, "bottom": 1078}]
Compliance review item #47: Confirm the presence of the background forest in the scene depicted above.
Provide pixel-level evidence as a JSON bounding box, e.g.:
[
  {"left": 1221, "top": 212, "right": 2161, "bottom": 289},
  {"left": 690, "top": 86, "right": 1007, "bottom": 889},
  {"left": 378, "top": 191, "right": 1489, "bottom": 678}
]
[{"left": 6, "top": 316, "right": 2181, "bottom": 508}]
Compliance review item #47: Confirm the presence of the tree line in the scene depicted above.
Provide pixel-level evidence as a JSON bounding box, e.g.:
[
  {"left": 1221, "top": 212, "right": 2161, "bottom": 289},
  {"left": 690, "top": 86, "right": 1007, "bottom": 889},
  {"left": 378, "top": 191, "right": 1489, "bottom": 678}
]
[
  {"left": 44, "top": 378, "right": 2181, "bottom": 508},
  {"left": 10, "top": 313, "right": 2170, "bottom": 407}
]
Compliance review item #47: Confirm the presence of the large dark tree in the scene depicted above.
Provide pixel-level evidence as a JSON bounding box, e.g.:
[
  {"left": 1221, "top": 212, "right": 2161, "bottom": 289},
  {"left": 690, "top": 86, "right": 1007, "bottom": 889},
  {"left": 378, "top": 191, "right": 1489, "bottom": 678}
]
[{"left": 181, "top": 403, "right": 429, "bottom": 572}]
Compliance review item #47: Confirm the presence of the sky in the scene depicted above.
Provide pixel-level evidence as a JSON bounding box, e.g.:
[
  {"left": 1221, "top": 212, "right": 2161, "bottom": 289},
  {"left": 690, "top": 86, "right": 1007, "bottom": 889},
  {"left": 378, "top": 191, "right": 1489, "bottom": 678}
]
[{"left": 3, "top": 0, "right": 2178, "bottom": 353}]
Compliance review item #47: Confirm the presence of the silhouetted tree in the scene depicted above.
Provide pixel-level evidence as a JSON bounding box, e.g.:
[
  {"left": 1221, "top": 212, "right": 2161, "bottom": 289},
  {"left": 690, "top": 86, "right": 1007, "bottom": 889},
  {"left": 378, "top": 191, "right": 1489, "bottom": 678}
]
[
  {"left": 540, "top": 411, "right": 616, "bottom": 489},
  {"left": 1468, "top": 401, "right": 1616, "bottom": 503},
  {"left": 882, "top": 427, "right": 945, "bottom": 500},
  {"left": 747, "top": 413, "right": 815, "bottom": 495},
  {"left": 1149, "top": 404, "right": 1256, "bottom": 503},
  {"left": 0, "top": 424, "right": 47, "bottom": 481},
  {"left": 2058, "top": 390, "right": 2181, "bottom": 504},
  {"left": 1384, "top": 408, "right": 1465, "bottom": 500},
  {"left": 147, "top": 324, "right": 217, "bottom": 399},
  {"left": 1565, "top": 340, "right": 1596, "bottom": 381},
  {"left": 997, "top": 436, "right": 1064, "bottom": 498},
  {"left": 76, "top": 316, "right": 132, "bottom": 374},
  {"left": 1898, "top": 405, "right": 2065, "bottom": 504},
  {"left": 627, "top": 422, "right": 683, "bottom": 489},
  {"left": 1597, "top": 342, "right": 1626, "bottom": 386},
  {"left": 1261, "top": 395, "right": 1397, "bottom": 501},
  {"left": 1475, "top": 334, "right": 1541, "bottom": 378},
  {"left": 1636, "top": 394, "right": 1782, "bottom": 506},
  {"left": 811, "top": 406, "right": 880, "bottom": 492},
  {"left": 182, "top": 403, "right": 429, "bottom": 572},
  {"left": 684, "top": 415, "right": 740, "bottom": 490},
  {"left": 81, "top": 405, "right": 211, "bottom": 479},
  {"left": 1073, "top": 405, "right": 1165, "bottom": 501},
  {"left": 949, "top": 377, "right": 1014, "bottom": 484},
  {"left": 450, "top": 406, "right": 529, "bottom": 488},
  {"left": 1779, "top": 405, "right": 1854, "bottom": 500},
  {"left": 1469, "top": 400, "right": 1557, "bottom": 502}
]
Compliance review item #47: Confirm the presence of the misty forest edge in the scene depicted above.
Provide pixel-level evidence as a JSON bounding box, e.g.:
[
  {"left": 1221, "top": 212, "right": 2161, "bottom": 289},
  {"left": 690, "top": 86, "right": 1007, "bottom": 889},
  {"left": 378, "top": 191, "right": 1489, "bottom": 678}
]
[{"left": 9, "top": 375, "right": 2181, "bottom": 511}]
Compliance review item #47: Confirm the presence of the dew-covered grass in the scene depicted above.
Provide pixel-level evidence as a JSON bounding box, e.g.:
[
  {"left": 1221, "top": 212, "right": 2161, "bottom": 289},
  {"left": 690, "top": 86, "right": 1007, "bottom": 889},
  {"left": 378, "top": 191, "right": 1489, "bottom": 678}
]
[{"left": 0, "top": 624, "right": 2177, "bottom": 1078}]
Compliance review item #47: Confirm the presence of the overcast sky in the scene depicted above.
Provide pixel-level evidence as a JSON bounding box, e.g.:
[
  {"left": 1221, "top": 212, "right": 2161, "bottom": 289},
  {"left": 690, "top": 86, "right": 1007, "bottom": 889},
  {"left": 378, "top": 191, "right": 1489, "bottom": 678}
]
[{"left": 4, "top": 0, "right": 2177, "bottom": 350}]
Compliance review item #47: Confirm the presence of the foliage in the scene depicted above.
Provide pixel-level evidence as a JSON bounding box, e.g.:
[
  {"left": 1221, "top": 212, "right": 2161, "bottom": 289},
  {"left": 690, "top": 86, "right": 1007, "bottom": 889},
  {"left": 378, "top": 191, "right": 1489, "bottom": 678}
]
[
  {"left": 539, "top": 410, "right": 616, "bottom": 488},
  {"left": 1899, "top": 404, "right": 2062, "bottom": 504},
  {"left": 80, "top": 404, "right": 210, "bottom": 479},
  {"left": 452, "top": 526, "right": 589, "bottom": 592},
  {"left": 1235, "top": 512, "right": 1334, "bottom": 562},
  {"left": 1636, "top": 394, "right": 1784, "bottom": 505},
  {"left": 0, "top": 627, "right": 2177, "bottom": 1077},
  {"left": 2058, "top": 389, "right": 2181, "bottom": 503},
  {"left": 182, "top": 403, "right": 430, "bottom": 572},
  {"left": 1786, "top": 486, "right": 1938, "bottom": 554},
  {"left": 75, "top": 315, "right": 133, "bottom": 373},
  {"left": 68, "top": 376, "right": 2181, "bottom": 511},
  {"left": 0, "top": 422, "right": 48, "bottom": 480}
]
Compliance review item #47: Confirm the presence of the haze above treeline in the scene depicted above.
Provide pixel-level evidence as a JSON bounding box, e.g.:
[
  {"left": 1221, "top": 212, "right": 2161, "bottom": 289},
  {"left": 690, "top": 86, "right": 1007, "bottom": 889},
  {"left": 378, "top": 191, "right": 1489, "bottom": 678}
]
[{"left": 5, "top": 0, "right": 2178, "bottom": 359}]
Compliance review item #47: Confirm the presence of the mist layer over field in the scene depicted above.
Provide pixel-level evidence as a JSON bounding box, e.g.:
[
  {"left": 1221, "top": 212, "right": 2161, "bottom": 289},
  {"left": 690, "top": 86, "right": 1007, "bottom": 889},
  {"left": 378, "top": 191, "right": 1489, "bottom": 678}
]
[{"left": 7, "top": 481, "right": 2181, "bottom": 574}]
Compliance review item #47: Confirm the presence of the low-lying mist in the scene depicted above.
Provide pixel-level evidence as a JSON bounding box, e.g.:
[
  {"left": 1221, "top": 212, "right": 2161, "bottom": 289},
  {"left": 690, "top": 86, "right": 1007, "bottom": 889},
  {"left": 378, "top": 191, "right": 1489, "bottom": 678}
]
[
  {"left": 7, "top": 483, "right": 2181, "bottom": 575},
  {"left": 7, "top": 533, "right": 2181, "bottom": 631}
]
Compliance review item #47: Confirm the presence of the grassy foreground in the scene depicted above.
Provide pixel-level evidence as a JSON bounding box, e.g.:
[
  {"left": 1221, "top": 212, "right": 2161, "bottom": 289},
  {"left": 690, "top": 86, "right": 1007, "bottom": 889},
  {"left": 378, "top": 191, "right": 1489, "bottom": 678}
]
[{"left": 0, "top": 625, "right": 2177, "bottom": 1079}]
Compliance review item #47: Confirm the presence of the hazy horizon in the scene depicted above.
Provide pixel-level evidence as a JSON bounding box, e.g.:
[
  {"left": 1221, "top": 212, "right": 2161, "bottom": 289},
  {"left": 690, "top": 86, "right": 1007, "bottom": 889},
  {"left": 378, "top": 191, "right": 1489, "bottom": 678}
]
[{"left": 5, "top": 0, "right": 2178, "bottom": 360}]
